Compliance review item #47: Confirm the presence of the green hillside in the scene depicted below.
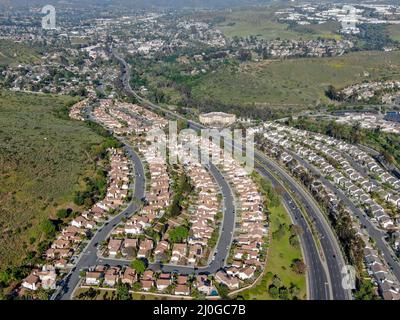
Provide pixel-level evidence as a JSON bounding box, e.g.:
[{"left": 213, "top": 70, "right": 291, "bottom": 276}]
[
  {"left": 0, "top": 91, "right": 106, "bottom": 272},
  {"left": 191, "top": 50, "right": 400, "bottom": 111},
  {"left": 215, "top": 6, "right": 341, "bottom": 40},
  {"left": 0, "top": 40, "right": 40, "bottom": 67}
]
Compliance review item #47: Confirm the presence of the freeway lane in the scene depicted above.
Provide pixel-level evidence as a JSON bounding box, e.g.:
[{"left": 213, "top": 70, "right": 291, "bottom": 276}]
[
  {"left": 55, "top": 140, "right": 146, "bottom": 300},
  {"left": 112, "top": 50, "right": 351, "bottom": 299}
]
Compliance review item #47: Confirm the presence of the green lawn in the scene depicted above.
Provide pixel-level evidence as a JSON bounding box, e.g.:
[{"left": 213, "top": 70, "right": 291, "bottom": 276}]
[
  {"left": 237, "top": 205, "right": 306, "bottom": 300},
  {"left": 0, "top": 91, "right": 106, "bottom": 271},
  {"left": 192, "top": 50, "right": 400, "bottom": 110}
]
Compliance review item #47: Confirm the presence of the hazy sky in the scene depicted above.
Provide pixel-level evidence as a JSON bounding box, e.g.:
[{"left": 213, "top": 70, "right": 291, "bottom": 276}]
[{"left": 3, "top": 0, "right": 274, "bottom": 9}]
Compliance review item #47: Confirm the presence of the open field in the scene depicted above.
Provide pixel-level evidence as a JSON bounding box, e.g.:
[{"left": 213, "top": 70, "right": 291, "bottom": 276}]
[
  {"left": 0, "top": 40, "right": 40, "bottom": 66},
  {"left": 0, "top": 91, "right": 106, "bottom": 271},
  {"left": 191, "top": 50, "right": 400, "bottom": 110},
  {"left": 290, "top": 21, "right": 342, "bottom": 40},
  {"left": 237, "top": 205, "right": 306, "bottom": 300},
  {"left": 388, "top": 24, "right": 400, "bottom": 42},
  {"left": 214, "top": 7, "right": 340, "bottom": 40}
]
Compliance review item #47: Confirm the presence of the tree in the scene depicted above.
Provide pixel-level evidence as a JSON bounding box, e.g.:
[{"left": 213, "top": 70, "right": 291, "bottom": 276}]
[
  {"left": 56, "top": 208, "right": 72, "bottom": 219},
  {"left": 132, "top": 282, "right": 141, "bottom": 292},
  {"left": 40, "top": 219, "right": 56, "bottom": 238},
  {"left": 268, "top": 284, "right": 279, "bottom": 299},
  {"left": 289, "top": 283, "right": 300, "bottom": 298},
  {"left": 325, "top": 85, "right": 340, "bottom": 101},
  {"left": 291, "top": 259, "right": 307, "bottom": 275},
  {"left": 86, "top": 287, "right": 98, "bottom": 299},
  {"left": 130, "top": 259, "right": 146, "bottom": 275},
  {"left": 354, "top": 279, "right": 378, "bottom": 300},
  {"left": 191, "top": 288, "right": 206, "bottom": 300},
  {"left": 289, "top": 234, "right": 300, "bottom": 248},
  {"left": 116, "top": 281, "right": 131, "bottom": 300},
  {"left": 216, "top": 283, "right": 229, "bottom": 299},
  {"left": 278, "top": 286, "right": 289, "bottom": 300},
  {"left": 290, "top": 224, "right": 303, "bottom": 236}
]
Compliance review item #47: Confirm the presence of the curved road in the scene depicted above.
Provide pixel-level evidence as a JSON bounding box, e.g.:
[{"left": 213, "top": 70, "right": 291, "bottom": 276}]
[
  {"left": 254, "top": 152, "right": 351, "bottom": 300},
  {"left": 103, "top": 162, "right": 235, "bottom": 275},
  {"left": 55, "top": 139, "right": 146, "bottom": 300}
]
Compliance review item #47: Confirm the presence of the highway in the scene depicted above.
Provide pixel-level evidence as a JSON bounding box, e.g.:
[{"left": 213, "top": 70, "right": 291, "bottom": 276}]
[
  {"left": 254, "top": 152, "right": 351, "bottom": 300},
  {"left": 254, "top": 163, "right": 330, "bottom": 300},
  {"left": 112, "top": 50, "right": 351, "bottom": 300}
]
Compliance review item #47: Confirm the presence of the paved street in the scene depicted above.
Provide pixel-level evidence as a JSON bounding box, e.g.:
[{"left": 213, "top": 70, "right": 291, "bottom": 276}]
[
  {"left": 254, "top": 163, "right": 330, "bottom": 300},
  {"left": 56, "top": 110, "right": 236, "bottom": 299},
  {"left": 103, "top": 161, "right": 235, "bottom": 275},
  {"left": 55, "top": 141, "right": 146, "bottom": 300}
]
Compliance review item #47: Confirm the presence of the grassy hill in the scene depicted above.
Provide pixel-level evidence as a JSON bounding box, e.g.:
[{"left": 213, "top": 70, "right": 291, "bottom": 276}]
[
  {"left": 214, "top": 6, "right": 341, "bottom": 40},
  {"left": 191, "top": 50, "right": 400, "bottom": 111},
  {"left": 388, "top": 24, "right": 400, "bottom": 42},
  {"left": 0, "top": 91, "right": 106, "bottom": 272},
  {"left": 0, "top": 40, "right": 40, "bottom": 67}
]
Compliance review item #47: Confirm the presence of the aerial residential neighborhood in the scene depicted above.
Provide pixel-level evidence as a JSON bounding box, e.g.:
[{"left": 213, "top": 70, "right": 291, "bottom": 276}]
[
  {"left": 61, "top": 96, "right": 267, "bottom": 298},
  {"left": 2, "top": 0, "right": 400, "bottom": 311}
]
